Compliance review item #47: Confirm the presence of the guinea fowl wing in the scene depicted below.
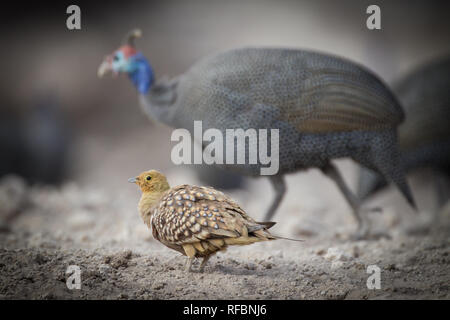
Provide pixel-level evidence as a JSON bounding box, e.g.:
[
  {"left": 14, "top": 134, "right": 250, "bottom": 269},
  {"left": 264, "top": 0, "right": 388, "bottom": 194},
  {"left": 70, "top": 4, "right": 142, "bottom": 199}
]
[{"left": 179, "top": 47, "right": 404, "bottom": 133}]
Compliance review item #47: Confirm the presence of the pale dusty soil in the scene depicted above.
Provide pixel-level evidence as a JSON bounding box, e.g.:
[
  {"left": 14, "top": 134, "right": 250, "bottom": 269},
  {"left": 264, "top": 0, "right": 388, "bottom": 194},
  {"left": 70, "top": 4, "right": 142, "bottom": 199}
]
[{"left": 0, "top": 164, "right": 449, "bottom": 300}]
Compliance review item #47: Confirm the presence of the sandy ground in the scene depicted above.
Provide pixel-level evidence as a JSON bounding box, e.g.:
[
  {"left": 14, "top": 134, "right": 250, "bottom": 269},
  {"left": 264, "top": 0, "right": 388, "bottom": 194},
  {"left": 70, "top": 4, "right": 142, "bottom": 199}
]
[
  {"left": 0, "top": 165, "right": 449, "bottom": 300},
  {"left": 2, "top": 0, "right": 450, "bottom": 301}
]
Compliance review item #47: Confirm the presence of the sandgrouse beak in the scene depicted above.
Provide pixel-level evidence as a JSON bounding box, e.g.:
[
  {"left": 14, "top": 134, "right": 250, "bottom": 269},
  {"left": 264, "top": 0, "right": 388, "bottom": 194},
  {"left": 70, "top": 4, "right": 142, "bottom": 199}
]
[{"left": 128, "top": 177, "right": 137, "bottom": 183}]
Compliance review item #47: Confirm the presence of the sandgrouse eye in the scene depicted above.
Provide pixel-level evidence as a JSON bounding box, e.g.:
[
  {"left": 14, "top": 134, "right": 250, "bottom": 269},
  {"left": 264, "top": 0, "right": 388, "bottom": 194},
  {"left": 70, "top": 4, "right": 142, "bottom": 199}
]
[{"left": 146, "top": 176, "right": 151, "bottom": 181}]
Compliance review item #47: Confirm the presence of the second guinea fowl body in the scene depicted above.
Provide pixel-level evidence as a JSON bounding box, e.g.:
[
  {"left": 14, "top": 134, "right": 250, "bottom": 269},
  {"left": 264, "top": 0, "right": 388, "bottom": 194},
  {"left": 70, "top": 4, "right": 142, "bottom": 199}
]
[
  {"left": 358, "top": 57, "right": 450, "bottom": 206},
  {"left": 100, "top": 30, "right": 415, "bottom": 238},
  {"left": 129, "top": 170, "right": 276, "bottom": 272}
]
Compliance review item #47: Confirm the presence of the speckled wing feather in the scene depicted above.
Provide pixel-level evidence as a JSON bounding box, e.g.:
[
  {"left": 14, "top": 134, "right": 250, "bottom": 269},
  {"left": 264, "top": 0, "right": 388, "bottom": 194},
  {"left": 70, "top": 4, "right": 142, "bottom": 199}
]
[
  {"left": 175, "top": 47, "right": 404, "bottom": 133},
  {"left": 151, "top": 184, "right": 274, "bottom": 257}
]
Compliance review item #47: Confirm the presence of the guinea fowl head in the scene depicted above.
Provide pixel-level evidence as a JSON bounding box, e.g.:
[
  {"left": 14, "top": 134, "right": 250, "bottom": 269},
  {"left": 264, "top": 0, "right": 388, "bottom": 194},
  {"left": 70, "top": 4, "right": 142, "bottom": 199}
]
[
  {"left": 128, "top": 169, "right": 170, "bottom": 194},
  {"left": 98, "top": 29, "right": 154, "bottom": 94}
]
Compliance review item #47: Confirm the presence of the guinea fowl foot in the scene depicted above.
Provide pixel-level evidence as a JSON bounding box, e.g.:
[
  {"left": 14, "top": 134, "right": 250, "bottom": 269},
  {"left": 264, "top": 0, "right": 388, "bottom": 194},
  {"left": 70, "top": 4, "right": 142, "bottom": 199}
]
[
  {"left": 321, "top": 163, "right": 389, "bottom": 240},
  {"left": 350, "top": 226, "right": 391, "bottom": 241},
  {"left": 351, "top": 226, "right": 369, "bottom": 241},
  {"left": 350, "top": 206, "right": 391, "bottom": 241},
  {"left": 352, "top": 230, "right": 392, "bottom": 241}
]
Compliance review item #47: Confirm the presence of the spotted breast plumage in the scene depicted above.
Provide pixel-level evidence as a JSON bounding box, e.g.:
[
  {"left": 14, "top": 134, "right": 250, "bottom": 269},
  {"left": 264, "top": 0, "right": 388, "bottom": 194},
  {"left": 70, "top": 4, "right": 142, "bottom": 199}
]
[{"left": 129, "top": 169, "right": 277, "bottom": 272}]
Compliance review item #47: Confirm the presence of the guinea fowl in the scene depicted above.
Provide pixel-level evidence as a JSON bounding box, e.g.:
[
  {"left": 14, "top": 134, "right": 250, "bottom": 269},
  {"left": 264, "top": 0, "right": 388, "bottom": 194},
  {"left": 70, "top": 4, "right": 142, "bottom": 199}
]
[
  {"left": 358, "top": 57, "right": 450, "bottom": 207},
  {"left": 98, "top": 29, "right": 415, "bottom": 238}
]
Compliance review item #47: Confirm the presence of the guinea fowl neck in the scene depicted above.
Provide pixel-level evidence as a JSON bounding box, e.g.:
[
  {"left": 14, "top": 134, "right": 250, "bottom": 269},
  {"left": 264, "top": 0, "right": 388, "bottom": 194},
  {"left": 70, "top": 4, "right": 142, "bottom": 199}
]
[
  {"left": 128, "top": 53, "right": 154, "bottom": 94},
  {"left": 138, "top": 79, "right": 178, "bottom": 126}
]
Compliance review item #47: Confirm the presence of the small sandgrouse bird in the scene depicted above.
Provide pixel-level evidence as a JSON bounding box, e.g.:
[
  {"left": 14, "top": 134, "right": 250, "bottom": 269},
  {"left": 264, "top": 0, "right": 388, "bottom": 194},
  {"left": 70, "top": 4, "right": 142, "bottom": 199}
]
[{"left": 129, "top": 169, "right": 279, "bottom": 272}]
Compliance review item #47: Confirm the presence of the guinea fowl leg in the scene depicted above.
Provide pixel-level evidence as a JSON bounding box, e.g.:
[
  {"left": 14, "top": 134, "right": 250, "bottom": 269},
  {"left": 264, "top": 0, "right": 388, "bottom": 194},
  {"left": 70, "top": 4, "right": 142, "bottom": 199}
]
[
  {"left": 264, "top": 175, "right": 287, "bottom": 221},
  {"left": 321, "top": 163, "right": 372, "bottom": 239},
  {"left": 410, "top": 170, "right": 450, "bottom": 234}
]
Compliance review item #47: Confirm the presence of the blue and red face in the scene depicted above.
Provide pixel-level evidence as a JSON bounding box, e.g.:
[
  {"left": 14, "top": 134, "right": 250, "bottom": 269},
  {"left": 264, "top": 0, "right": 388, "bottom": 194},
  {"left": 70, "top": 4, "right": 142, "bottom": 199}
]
[{"left": 98, "top": 45, "right": 154, "bottom": 94}]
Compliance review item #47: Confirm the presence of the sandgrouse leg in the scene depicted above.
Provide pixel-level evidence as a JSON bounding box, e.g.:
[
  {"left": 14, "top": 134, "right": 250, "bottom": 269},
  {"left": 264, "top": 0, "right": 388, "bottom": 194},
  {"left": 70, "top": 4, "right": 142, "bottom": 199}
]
[
  {"left": 199, "top": 255, "right": 211, "bottom": 273},
  {"left": 185, "top": 257, "right": 194, "bottom": 272}
]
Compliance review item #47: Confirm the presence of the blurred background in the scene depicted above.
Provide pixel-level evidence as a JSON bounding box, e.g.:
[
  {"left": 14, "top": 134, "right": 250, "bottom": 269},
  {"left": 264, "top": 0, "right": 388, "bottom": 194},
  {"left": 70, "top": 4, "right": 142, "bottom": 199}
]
[
  {"left": 1, "top": 1, "right": 450, "bottom": 300},
  {"left": 1, "top": 0, "right": 450, "bottom": 231}
]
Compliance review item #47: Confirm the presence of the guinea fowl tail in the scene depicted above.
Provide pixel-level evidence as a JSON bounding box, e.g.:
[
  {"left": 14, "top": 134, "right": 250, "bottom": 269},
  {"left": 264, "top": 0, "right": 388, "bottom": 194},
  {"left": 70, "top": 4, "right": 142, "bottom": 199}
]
[
  {"left": 392, "top": 171, "right": 417, "bottom": 210},
  {"left": 388, "top": 146, "right": 417, "bottom": 210},
  {"left": 372, "top": 132, "right": 417, "bottom": 211}
]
